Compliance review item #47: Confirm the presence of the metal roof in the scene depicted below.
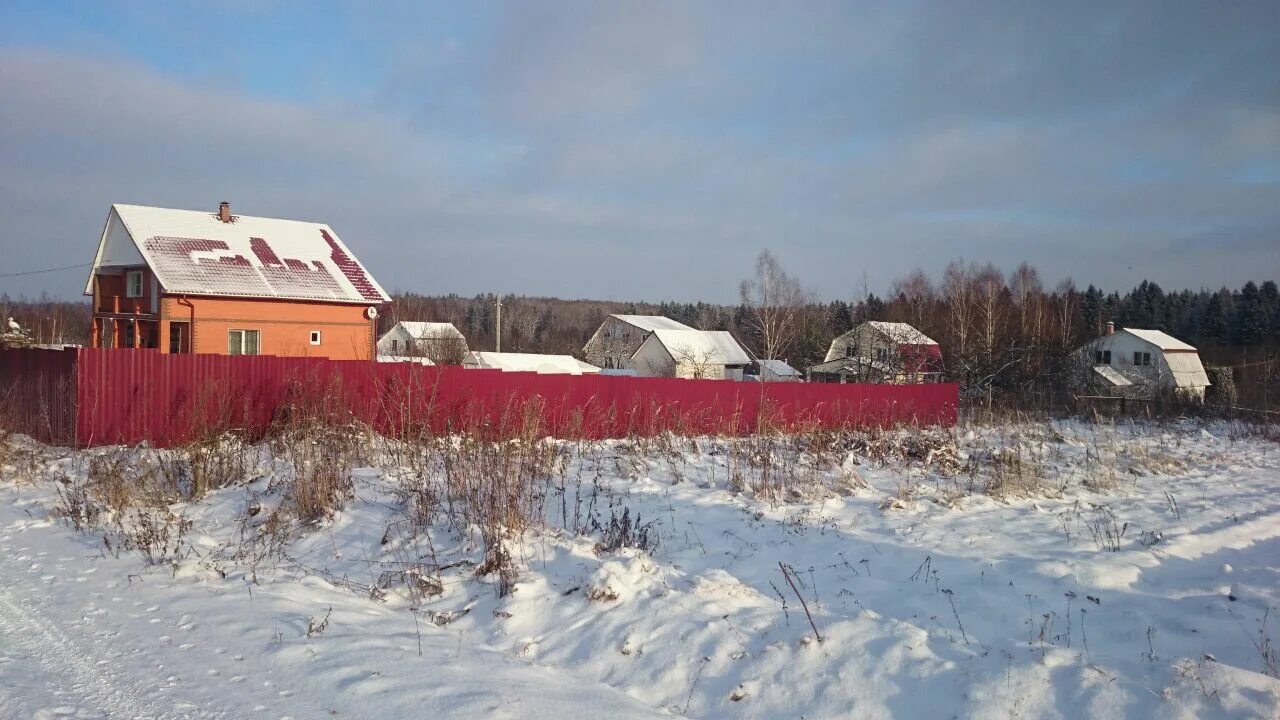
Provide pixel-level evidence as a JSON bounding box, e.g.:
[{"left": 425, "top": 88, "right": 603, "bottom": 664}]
[{"left": 89, "top": 204, "right": 389, "bottom": 304}]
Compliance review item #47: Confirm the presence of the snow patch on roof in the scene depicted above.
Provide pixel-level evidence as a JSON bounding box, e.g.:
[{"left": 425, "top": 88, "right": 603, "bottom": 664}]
[
  {"left": 1093, "top": 365, "right": 1133, "bottom": 387},
  {"left": 393, "top": 322, "right": 465, "bottom": 341},
  {"left": 865, "top": 321, "right": 938, "bottom": 345},
  {"left": 611, "top": 315, "right": 695, "bottom": 332},
  {"left": 96, "top": 204, "right": 389, "bottom": 304},
  {"left": 1122, "top": 329, "right": 1198, "bottom": 352}
]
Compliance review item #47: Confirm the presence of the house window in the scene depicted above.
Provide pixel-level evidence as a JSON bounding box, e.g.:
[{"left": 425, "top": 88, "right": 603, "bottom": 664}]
[
  {"left": 1134, "top": 351, "right": 1152, "bottom": 366},
  {"left": 391, "top": 338, "right": 400, "bottom": 353},
  {"left": 845, "top": 345, "right": 857, "bottom": 358},
  {"left": 126, "top": 270, "right": 144, "bottom": 298},
  {"left": 1094, "top": 350, "right": 1112, "bottom": 364},
  {"left": 228, "top": 329, "right": 260, "bottom": 356},
  {"left": 169, "top": 322, "right": 190, "bottom": 354},
  {"left": 310, "top": 330, "right": 322, "bottom": 346},
  {"left": 124, "top": 320, "right": 136, "bottom": 348}
]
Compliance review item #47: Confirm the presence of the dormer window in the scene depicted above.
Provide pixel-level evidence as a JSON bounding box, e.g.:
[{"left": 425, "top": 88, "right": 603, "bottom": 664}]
[{"left": 126, "top": 270, "right": 144, "bottom": 298}]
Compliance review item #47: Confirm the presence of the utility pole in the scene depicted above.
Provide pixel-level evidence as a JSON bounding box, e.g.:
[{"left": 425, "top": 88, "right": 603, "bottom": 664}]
[{"left": 494, "top": 294, "right": 503, "bottom": 352}]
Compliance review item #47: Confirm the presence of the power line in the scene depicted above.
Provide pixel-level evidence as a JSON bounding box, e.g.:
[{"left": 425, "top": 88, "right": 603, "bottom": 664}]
[{"left": 0, "top": 262, "right": 92, "bottom": 279}]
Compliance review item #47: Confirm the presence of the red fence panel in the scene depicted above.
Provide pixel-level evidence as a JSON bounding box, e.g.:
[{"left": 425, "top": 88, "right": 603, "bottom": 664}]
[
  {"left": 0, "top": 348, "right": 957, "bottom": 447},
  {"left": 0, "top": 348, "right": 78, "bottom": 445}
]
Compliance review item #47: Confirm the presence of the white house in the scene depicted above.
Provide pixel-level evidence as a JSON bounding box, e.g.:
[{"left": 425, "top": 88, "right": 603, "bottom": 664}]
[
  {"left": 630, "top": 329, "right": 753, "bottom": 380},
  {"left": 758, "top": 358, "right": 802, "bottom": 382},
  {"left": 1072, "top": 324, "right": 1210, "bottom": 400},
  {"left": 807, "top": 321, "right": 943, "bottom": 384},
  {"left": 377, "top": 321, "right": 468, "bottom": 365},
  {"left": 464, "top": 351, "right": 601, "bottom": 375},
  {"left": 582, "top": 314, "right": 695, "bottom": 369}
]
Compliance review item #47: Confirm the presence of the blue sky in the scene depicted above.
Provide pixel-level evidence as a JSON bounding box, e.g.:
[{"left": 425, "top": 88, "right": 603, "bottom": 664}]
[{"left": 1, "top": 1, "right": 1277, "bottom": 302}]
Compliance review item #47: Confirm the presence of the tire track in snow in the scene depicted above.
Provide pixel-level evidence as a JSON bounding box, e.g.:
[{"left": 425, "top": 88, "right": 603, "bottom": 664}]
[{"left": 0, "top": 580, "right": 164, "bottom": 719}]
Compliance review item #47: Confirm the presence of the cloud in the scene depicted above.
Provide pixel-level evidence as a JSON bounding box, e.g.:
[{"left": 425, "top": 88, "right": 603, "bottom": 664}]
[{"left": 1, "top": 2, "right": 1278, "bottom": 304}]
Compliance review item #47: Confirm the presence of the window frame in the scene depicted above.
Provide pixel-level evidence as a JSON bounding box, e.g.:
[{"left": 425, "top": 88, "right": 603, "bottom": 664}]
[
  {"left": 310, "top": 330, "right": 322, "bottom": 346},
  {"left": 125, "top": 270, "right": 145, "bottom": 298},
  {"left": 227, "top": 328, "right": 261, "bottom": 356}
]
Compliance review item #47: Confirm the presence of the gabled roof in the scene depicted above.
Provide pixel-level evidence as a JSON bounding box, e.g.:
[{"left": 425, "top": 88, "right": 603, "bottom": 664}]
[
  {"left": 390, "top": 322, "right": 465, "bottom": 341},
  {"left": 759, "top": 359, "right": 801, "bottom": 377},
  {"left": 610, "top": 315, "right": 695, "bottom": 332},
  {"left": 465, "top": 352, "right": 601, "bottom": 375},
  {"left": 864, "top": 321, "right": 938, "bottom": 345},
  {"left": 1121, "top": 328, "right": 1197, "bottom": 352},
  {"left": 86, "top": 204, "right": 389, "bottom": 304},
  {"left": 642, "top": 329, "right": 752, "bottom": 365}
]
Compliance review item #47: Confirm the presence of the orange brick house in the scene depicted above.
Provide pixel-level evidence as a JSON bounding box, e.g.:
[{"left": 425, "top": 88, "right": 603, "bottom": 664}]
[{"left": 84, "top": 202, "right": 389, "bottom": 360}]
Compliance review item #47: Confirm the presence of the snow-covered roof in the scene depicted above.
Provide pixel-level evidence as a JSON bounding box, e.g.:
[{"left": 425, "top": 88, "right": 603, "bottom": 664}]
[
  {"left": 86, "top": 204, "right": 389, "bottom": 304},
  {"left": 1092, "top": 365, "right": 1133, "bottom": 387},
  {"left": 1121, "top": 329, "right": 1198, "bottom": 353},
  {"left": 464, "top": 352, "right": 601, "bottom": 375},
  {"left": 758, "top": 359, "right": 801, "bottom": 377},
  {"left": 377, "top": 355, "right": 436, "bottom": 366},
  {"left": 389, "top": 322, "right": 464, "bottom": 341},
  {"left": 610, "top": 315, "right": 695, "bottom": 332},
  {"left": 865, "top": 321, "right": 938, "bottom": 345},
  {"left": 1164, "top": 352, "right": 1211, "bottom": 389},
  {"left": 643, "top": 330, "right": 752, "bottom": 366}
]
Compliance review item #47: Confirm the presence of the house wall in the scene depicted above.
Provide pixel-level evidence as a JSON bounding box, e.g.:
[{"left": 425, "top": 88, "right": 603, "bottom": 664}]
[
  {"left": 158, "top": 296, "right": 375, "bottom": 360},
  {"left": 630, "top": 335, "right": 676, "bottom": 377},
  {"left": 93, "top": 267, "right": 156, "bottom": 316},
  {"left": 583, "top": 317, "right": 653, "bottom": 369},
  {"left": 825, "top": 325, "right": 892, "bottom": 363}
]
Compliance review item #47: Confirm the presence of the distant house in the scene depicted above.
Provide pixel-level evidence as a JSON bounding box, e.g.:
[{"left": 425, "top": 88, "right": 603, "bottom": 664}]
[
  {"left": 84, "top": 202, "right": 388, "bottom": 359},
  {"left": 1072, "top": 323, "right": 1210, "bottom": 401},
  {"left": 582, "top": 314, "right": 695, "bottom": 369},
  {"left": 807, "top": 321, "right": 943, "bottom": 384},
  {"left": 630, "top": 329, "right": 753, "bottom": 380},
  {"left": 464, "top": 351, "right": 601, "bottom": 375},
  {"left": 758, "top": 359, "right": 802, "bottom": 382},
  {"left": 377, "top": 321, "right": 467, "bottom": 365}
]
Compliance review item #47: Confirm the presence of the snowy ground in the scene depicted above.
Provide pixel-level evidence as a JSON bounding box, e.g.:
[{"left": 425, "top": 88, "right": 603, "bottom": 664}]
[{"left": 1, "top": 421, "right": 1278, "bottom": 719}]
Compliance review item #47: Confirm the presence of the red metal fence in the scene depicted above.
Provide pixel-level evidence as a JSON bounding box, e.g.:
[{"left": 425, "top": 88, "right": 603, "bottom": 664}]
[{"left": 1, "top": 348, "right": 958, "bottom": 447}]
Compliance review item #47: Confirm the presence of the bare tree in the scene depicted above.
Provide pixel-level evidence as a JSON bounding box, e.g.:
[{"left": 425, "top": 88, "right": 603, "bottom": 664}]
[{"left": 739, "top": 250, "right": 806, "bottom": 361}]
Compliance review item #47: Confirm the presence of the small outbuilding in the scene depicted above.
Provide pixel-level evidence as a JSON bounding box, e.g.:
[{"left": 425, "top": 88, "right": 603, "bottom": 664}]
[{"left": 757, "top": 359, "right": 802, "bottom": 382}]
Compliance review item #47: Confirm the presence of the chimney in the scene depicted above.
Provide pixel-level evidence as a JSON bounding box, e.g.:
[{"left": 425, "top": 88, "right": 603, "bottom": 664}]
[
  {"left": 218, "top": 201, "right": 232, "bottom": 223},
  {"left": 1105, "top": 321, "right": 1115, "bottom": 336}
]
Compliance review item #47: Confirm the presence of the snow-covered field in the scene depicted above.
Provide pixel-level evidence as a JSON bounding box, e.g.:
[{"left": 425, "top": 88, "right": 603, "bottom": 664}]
[{"left": 1, "top": 420, "right": 1278, "bottom": 719}]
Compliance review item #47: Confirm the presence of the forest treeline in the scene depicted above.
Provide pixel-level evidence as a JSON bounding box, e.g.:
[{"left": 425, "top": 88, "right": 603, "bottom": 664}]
[{"left": 4, "top": 261, "right": 1278, "bottom": 408}]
